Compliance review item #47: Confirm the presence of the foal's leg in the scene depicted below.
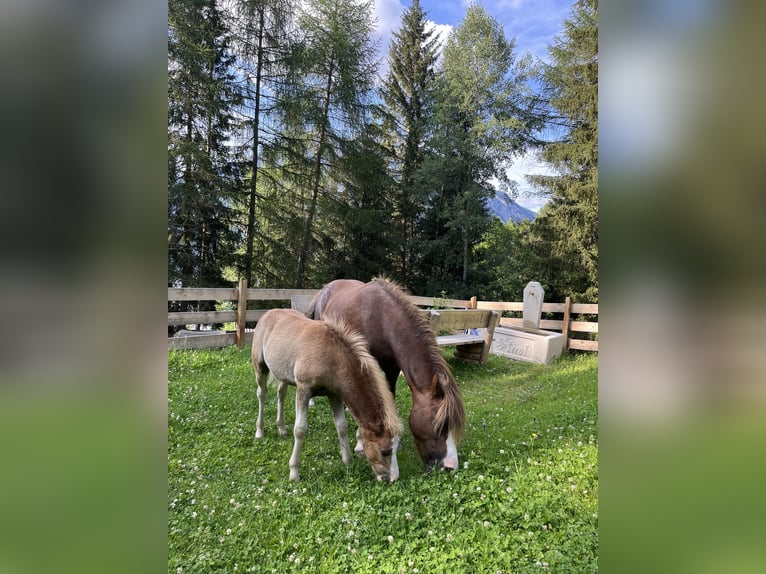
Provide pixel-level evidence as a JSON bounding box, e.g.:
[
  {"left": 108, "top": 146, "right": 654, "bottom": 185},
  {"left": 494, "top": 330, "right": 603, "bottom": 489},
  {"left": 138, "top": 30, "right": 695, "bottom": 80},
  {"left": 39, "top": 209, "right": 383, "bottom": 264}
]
[
  {"left": 254, "top": 362, "right": 269, "bottom": 439},
  {"left": 328, "top": 395, "right": 351, "bottom": 465},
  {"left": 289, "top": 386, "right": 312, "bottom": 481},
  {"left": 276, "top": 380, "right": 289, "bottom": 437}
]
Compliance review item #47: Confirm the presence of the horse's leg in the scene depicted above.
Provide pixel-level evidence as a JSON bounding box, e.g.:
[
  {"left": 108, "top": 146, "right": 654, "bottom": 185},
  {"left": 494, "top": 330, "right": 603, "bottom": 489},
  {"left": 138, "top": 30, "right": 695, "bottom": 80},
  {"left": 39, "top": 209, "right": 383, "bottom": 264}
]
[
  {"left": 383, "top": 363, "right": 401, "bottom": 396},
  {"left": 276, "top": 379, "right": 289, "bottom": 437},
  {"left": 254, "top": 362, "right": 269, "bottom": 439},
  {"left": 289, "top": 386, "right": 311, "bottom": 481},
  {"left": 328, "top": 394, "right": 351, "bottom": 465},
  {"left": 383, "top": 362, "right": 404, "bottom": 453},
  {"left": 353, "top": 361, "right": 399, "bottom": 455}
]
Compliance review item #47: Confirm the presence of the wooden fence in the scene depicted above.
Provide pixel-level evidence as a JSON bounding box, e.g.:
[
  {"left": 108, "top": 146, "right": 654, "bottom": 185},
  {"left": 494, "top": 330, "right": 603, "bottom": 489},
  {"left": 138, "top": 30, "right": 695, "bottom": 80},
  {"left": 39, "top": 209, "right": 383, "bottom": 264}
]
[
  {"left": 168, "top": 279, "right": 598, "bottom": 353},
  {"left": 475, "top": 298, "right": 599, "bottom": 352}
]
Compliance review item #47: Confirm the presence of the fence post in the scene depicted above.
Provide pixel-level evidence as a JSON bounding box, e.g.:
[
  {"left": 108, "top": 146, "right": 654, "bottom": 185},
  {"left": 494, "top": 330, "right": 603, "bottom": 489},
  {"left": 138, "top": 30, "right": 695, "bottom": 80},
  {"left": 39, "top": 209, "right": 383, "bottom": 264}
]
[
  {"left": 470, "top": 296, "right": 477, "bottom": 309},
  {"left": 236, "top": 278, "right": 248, "bottom": 347},
  {"left": 561, "top": 296, "right": 572, "bottom": 351}
]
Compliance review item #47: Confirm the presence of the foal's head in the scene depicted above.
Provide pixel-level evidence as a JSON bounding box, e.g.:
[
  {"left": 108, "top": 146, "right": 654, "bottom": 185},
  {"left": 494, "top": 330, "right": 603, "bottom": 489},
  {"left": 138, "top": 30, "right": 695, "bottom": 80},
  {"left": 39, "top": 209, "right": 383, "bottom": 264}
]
[
  {"left": 355, "top": 367, "right": 403, "bottom": 482},
  {"left": 325, "top": 314, "right": 403, "bottom": 482},
  {"left": 360, "top": 428, "right": 398, "bottom": 482}
]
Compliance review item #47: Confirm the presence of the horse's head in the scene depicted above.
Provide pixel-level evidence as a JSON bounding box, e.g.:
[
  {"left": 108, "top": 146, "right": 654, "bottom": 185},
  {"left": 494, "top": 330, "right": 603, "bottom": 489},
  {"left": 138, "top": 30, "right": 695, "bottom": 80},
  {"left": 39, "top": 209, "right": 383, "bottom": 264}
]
[
  {"left": 408, "top": 373, "right": 463, "bottom": 471},
  {"left": 360, "top": 428, "right": 400, "bottom": 483}
]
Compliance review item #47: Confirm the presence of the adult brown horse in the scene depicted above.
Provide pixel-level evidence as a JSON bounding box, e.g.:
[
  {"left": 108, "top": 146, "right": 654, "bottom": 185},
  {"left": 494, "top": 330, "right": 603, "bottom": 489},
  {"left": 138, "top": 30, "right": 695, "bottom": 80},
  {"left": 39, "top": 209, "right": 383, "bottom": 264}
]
[
  {"left": 252, "top": 309, "right": 402, "bottom": 482},
  {"left": 306, "top": 278, "right": 464, "bottom": 470}
]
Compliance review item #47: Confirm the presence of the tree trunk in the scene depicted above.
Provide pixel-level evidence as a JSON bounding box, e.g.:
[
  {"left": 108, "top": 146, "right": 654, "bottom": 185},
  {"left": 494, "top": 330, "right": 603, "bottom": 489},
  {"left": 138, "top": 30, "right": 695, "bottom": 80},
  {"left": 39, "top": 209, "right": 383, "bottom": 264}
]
[
  {"left": 244, "top": 8, "right": 265, "bottom": 286},
  {"left": 296, "top": 58, "right": 334, "bottom": 288}
]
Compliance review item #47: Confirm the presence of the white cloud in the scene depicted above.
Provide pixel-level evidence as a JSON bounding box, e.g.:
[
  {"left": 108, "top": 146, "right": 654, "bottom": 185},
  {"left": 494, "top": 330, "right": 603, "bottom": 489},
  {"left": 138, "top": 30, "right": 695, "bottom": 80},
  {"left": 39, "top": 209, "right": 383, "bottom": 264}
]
[
  {"left": 425, "top": 20, "right": 452, "bottom": 52},
  {"left": 424, "top": 20, "right": 452, "bottom": 68},
  {"left": 372, "top": 0, "right": 405, "bottom": 34}
]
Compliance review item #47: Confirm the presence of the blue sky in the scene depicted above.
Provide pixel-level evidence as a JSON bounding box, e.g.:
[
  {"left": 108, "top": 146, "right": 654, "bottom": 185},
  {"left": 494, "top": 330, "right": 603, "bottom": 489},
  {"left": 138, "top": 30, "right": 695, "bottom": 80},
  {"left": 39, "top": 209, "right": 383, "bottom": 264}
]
[{"left": 371, "top": 0, "right": 577, "bottom": 212}]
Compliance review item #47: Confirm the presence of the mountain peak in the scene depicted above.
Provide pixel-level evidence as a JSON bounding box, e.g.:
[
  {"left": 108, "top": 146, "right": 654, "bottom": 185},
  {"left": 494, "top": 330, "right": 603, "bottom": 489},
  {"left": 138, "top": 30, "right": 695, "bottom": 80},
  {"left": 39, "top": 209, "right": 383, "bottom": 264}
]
[{"left": 486, "top": 193, "right": 536, "bottom": 224}]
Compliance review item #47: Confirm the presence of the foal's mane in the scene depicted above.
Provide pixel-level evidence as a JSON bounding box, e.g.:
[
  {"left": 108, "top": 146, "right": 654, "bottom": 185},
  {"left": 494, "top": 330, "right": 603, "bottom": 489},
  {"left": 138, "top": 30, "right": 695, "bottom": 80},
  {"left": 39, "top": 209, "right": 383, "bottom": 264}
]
[
  {"left": 322, "top": 314, "right": 402, "bottom": 437},
  {"left": 371, "top": 278, "right": 466, "bottom": 440}
]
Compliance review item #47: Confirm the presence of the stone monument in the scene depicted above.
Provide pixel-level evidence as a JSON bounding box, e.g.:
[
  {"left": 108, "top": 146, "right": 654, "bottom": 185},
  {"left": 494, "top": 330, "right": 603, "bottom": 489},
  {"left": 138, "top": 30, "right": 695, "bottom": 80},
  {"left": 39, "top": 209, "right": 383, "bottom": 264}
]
[{"left": 490, "top": 281, "right": 565, "bottom": 364}]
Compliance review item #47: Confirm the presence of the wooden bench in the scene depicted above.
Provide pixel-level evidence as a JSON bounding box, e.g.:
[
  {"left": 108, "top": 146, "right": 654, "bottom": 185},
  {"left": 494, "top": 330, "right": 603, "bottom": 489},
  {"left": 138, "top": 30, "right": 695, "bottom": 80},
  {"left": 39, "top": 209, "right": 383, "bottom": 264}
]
[{"left": 427, "top": 309, "right": 500, "bottom": 365}]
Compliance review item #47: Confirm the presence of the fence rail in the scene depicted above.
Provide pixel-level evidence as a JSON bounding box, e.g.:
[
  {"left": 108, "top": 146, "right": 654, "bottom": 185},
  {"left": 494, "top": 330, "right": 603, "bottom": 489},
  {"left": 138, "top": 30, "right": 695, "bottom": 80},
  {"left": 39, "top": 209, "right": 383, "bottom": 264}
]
[{"left": 168, "top": 280, "right": 598, "bottom": 353}]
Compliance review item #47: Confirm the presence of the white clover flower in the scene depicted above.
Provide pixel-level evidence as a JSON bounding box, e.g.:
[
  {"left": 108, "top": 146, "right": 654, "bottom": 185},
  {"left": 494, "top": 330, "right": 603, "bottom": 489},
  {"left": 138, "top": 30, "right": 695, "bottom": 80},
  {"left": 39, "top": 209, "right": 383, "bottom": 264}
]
[{"left": 387, "top": 535, "right": 394, "bottom": 543}]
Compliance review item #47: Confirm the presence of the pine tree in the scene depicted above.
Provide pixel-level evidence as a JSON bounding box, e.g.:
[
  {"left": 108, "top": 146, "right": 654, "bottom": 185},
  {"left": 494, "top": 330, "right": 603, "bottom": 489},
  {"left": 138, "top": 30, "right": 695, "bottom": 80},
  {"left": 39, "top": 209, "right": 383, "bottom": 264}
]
[
  {"left": 168, "top": 0, "right": 243, "bottom": 288},
  {"left": 228, "top": 0, "right": 297, "bottom": 286},
  {"left": 528, "top": 0, "right": 598, "bottom": 301},
  {"left": 277, "top": 0, "right": 379, "bottom": 287},
  {"left": 380, "top": 0, "right": 440, "bottom": 285}
]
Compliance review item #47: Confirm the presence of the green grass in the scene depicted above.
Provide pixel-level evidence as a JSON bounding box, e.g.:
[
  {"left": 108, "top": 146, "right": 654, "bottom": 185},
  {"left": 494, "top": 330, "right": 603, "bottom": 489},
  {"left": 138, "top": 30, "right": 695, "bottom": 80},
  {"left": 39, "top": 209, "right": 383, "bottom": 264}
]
[{"left": 168, "top": 347, "right": 598, "bottom": 573}]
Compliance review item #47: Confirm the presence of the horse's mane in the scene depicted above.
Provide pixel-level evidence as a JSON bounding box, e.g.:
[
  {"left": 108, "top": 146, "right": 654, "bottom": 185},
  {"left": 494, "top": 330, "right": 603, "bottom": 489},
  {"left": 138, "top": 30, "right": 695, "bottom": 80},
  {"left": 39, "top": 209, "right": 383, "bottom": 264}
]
[
  {"left": 371, "top": 278, "right": 466, "bottom": 440},
  {"left": 322, "top": 314, "right": 403, "bottom": 437}
]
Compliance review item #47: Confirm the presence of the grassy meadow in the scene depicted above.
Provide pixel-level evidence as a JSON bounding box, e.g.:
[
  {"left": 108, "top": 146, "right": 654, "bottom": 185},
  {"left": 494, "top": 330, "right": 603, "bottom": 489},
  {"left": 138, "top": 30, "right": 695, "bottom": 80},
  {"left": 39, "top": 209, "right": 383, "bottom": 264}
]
[{"left": 168, "top": 346, "right": 598, "bottom": 573}]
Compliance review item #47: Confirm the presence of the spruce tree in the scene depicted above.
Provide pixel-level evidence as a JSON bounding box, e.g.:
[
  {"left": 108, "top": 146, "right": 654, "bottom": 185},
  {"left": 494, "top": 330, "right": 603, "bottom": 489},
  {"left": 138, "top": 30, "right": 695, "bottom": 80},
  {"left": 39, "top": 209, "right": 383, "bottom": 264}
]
[
  {"left": 528, "top": 0, "right": 598, "bottom": 301},
  {"left": 168, "top": 0, "right": 242, "bottom": 288},
  {"left": 380, "top": 0, "right": 440, "bottom": 285}
]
